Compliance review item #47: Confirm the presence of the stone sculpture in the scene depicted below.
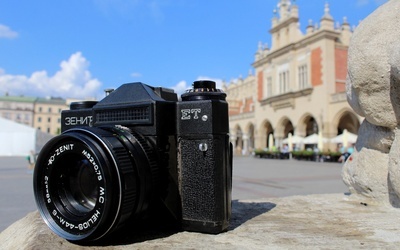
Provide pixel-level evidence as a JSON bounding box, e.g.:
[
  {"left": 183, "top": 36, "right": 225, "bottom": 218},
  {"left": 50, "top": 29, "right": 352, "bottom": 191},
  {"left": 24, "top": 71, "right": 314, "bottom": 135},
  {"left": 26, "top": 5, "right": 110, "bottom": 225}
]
[{"left": 343, "top": 0, "right": 400, "bottom": 207}]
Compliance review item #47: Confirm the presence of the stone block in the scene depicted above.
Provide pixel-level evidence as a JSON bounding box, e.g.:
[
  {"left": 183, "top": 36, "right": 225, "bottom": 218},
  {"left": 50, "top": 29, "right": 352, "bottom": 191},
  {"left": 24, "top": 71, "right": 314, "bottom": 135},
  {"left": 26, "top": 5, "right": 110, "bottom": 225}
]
[
  {"left": 343, "top": 0, "right": 400, "bottom": 206},
  {"left": 388, "top": 128, "right": 400, "bottom": 207},
  {"left": 342, "top": 148, "right": 389, "bottom": 205},
  {"left": 346, "top": 0, "right": 400, "bottom": 128},
  {"left": 2, "top": 194, "right": 400, "bottom": 249}
]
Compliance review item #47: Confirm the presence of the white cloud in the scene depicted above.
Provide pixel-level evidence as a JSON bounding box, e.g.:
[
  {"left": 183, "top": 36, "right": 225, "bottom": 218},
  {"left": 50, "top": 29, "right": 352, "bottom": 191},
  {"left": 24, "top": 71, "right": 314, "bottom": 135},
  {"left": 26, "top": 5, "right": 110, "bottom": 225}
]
[
  {"left": 0, "top": 52, "right": 102, "bottom": 99},
  {"left": 0, "top": 24, "right": 18, "bottom": 39},
  {"left": 195, "top": 76, "right": 224, "bottom": 89},
  {"left": 170, "top": 80, "right": 189, "bottom": 96},
  {"left": 131, "top": 72, "right": 142, "bottom": 78}
]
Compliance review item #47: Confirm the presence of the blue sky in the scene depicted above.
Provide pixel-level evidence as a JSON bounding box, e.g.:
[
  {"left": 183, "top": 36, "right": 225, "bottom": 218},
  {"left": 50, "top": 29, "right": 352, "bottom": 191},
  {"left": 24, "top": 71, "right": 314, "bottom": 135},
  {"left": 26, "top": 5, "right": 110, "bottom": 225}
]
[{"left": 0, "top": 0, "right": 387, "bottom": 99}]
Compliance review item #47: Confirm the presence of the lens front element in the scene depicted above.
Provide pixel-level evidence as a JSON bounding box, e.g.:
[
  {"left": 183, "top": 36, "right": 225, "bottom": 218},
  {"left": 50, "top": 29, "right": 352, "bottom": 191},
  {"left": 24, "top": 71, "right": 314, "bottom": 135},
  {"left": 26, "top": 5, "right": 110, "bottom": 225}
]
[{"left": 57, "top": 156, "right": 99, "bottom": 214}]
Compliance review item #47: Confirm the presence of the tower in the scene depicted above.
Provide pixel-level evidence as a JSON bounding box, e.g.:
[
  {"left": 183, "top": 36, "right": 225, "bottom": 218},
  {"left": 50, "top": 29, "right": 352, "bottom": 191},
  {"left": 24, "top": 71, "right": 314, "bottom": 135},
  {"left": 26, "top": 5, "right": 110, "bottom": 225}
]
[{"left": 270, "top": 0, "right": 301, "bottom": 50}]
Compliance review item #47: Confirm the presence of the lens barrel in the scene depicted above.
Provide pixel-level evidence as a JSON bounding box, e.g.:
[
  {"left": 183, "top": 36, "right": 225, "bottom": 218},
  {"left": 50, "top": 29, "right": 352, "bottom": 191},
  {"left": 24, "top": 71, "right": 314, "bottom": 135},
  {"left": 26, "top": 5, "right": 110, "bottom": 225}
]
[{"left": 33, "top": 126, "right": 156, "bottom": 242}]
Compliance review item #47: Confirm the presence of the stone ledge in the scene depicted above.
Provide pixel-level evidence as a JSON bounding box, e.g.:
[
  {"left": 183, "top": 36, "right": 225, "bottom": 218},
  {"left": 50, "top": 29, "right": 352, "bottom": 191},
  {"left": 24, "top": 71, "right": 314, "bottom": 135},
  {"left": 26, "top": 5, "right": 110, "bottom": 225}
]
[{"left": 1, "top": 194, "right": 400, "bottom": 249}]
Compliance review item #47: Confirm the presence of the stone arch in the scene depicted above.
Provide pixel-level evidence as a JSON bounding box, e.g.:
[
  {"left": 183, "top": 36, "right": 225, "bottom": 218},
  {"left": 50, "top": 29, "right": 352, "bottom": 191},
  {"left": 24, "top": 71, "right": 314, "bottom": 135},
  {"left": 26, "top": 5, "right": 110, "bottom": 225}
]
[
  {"left": 245, "top": 122, "right": 255, "bottom": 153},
  {"left": 332, "top": 108, "right": 361, "bottom": 135},
  {"left": 258, "top": 119, "right": 274, "bottom": 149},
  {"left": 297, "top": 113, "right": 319, "bottom": 137},
  {"left": 275, "top": 116, "right": 294, "bottom": 139},
  {"left": 232, "top": 124, "right": 243, "bottom": 155}
]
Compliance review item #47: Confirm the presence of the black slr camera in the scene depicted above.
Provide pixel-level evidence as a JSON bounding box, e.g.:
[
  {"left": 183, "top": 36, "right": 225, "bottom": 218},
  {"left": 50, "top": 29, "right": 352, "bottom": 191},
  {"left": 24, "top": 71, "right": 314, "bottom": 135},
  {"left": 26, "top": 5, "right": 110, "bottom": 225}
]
[{"left": 33, "top": 80, "right": 232, "bottom": 243}]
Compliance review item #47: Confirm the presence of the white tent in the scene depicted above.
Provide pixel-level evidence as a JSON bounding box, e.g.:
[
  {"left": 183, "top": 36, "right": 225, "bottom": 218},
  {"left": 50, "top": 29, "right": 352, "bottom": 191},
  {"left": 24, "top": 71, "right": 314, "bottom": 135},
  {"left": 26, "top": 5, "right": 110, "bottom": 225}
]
[
  {"left": 303, "top": 133, "right": 330, "bottom": 144},
  {"left": 0, "top": 117, "right": 53, "bottom": 156},
  {"left": 330, "top": 130, "right": 358, "bottom": 145},
  {"left": 268, "top": 133, "right": 274, "bottom": 148},
  {"left": 282, "top": 134, "right": 304, "bottom": 144}
]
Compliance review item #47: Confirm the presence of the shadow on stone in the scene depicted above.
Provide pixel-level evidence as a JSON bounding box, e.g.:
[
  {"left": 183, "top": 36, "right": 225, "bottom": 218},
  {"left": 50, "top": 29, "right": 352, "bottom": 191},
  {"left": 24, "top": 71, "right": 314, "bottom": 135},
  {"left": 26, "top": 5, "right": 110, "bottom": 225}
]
[
  {"left": 94, "top": 223, "right": 180, "bottom": 246},
  {"left": 86, "top": 209, "right": 181, "bottom": 246},
  {"left": 0, "top": 201, "right": 277, "bottom": 248},
  {"left": 229, "top": 200, "right": 276, "bottom": 230},
  {"left": 87, "top": 200, "right": 276, "bottom": 246}
]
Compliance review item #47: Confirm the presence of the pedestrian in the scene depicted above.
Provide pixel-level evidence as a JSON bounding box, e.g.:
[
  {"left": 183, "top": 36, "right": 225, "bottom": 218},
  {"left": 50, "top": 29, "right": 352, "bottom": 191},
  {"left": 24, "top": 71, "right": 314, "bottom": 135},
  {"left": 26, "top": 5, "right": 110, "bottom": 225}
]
[{"left": 27, "top": 150, "right": 36, "bottom": 170}]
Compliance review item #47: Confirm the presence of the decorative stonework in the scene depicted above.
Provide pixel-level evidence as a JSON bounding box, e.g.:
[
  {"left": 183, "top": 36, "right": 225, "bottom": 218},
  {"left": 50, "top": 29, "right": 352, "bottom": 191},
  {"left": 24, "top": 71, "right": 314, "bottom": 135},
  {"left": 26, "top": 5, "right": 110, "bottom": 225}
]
[
  {"left": 225, "top": 1, "right": 360, "bottom": 155},
  {"left": 260, "top": 87, "right": 313, "bottom": 111},
  {"left": 343, "top": 0, "right": 400, "bottom": 206}
]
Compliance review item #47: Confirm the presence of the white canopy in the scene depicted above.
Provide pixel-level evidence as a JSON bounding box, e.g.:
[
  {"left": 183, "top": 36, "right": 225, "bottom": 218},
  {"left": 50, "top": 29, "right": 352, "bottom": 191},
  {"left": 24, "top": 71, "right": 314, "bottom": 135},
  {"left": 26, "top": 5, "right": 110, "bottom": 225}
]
[
  {"left": 303, "top": 133, "right": 329, "bottom": 144},
  {"left": 330, "top": 130, "right": 358, "bottom": 145},
  {"left": 0, "top": 117, "right": 35, "bottom": 156},
  {"left": 0, "top": 117, "right": 53, "bottom": 156},
  {"left": 282, "top": 135, "right": 304, "bottom": 144}
]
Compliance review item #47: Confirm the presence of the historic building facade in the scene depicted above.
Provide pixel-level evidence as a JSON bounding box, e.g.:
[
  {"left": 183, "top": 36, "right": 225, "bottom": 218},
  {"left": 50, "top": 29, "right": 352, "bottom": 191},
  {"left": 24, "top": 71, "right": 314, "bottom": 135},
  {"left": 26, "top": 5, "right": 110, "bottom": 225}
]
[
  {"left": 0, "top": 95, "right": 94, "bottom": 135},
  {"left": 33, "top": 97, "right": 68, "bottom": 135},
  {"left": 224, "top": 0, "right": 362, "bottom": 155},
  {"left": 0, "top": 96, "right": 36, "bottom": 127},
  {"left": 0, "top": 95, "right": 68, "bottom": 135}
]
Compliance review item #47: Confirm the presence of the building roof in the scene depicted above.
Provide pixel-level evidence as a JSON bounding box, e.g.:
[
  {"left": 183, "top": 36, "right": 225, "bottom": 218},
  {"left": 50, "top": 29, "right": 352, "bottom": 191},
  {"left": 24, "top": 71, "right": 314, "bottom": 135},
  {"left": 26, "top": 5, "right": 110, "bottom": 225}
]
[
  {"left": 0, "top": 95, "right": 37, "bottom": 103},
  {"left": 0, "top": 95, "right": 67, "bottom": 105},
  {"left": 35, "top": 97, "right": 66, "bottom": 105}
]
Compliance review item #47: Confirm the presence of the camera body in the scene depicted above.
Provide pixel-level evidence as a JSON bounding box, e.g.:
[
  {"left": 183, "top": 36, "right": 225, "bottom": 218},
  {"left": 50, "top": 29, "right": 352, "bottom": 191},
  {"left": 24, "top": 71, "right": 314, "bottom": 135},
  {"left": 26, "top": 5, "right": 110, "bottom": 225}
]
[{"left": 33, "top": 81, "right": 232, "bottom": 242}]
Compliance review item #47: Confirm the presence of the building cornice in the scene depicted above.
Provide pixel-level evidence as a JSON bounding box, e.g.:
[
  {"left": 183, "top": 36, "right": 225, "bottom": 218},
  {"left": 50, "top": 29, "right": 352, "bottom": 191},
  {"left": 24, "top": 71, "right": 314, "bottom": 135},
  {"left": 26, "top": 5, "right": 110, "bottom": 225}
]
[
  {"left": 270, "top": 16, "right": 299, "bottom": 33},
  {"left": 330, "top": 92, "right": 347, "bottom": 104},
  {"left": 297, "top": 29, "right": 341, "bottom": 48},
  {"left": 253, "top": 29, "right": 342, "bottom": 68},
  {"left": 259, "top": 87, "right": 313, "bottom": 111},
  {"left": 229, "top": 111, "right": 255, "bottom": 121}
]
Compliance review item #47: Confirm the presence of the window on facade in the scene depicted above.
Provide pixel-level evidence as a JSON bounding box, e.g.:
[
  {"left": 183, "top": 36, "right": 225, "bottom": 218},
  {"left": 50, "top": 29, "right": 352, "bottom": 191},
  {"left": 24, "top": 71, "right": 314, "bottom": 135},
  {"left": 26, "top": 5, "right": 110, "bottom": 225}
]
[
  {"left": 38, "top": 117, "right": 42, "bottom": 122},
  {"left": 266, "top": 77, "right": 273, "bottom": 97},
  {"left": 279, "top": 70, "right": 290, "bottom": 94},
  {"left": 47, "top": 128, "right": 51, "bottom": 133},
  {"left": 39, "top": 107, "right": 42, "bottom": 112},
  {"left": 48, "top": 107, "right": 52, "bottom": 113},
  {"left": 48, "top": 117, "right": 51, "bottom": 123},
  {"left": 298, "top": 65, "right": 308, "bottom": 89}
]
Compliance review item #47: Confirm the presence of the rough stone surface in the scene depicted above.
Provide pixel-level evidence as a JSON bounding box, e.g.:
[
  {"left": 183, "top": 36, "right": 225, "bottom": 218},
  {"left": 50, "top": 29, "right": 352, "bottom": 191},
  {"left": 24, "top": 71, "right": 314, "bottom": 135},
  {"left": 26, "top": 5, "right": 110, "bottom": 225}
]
[
  {"left": 388, "top": 128, "right": 400, "bottom": 207},
  {"left": 354, "top": 120, "right": 394, "bottom": 154},
  {"left": 346, "top": 0, "right": 400, "bottom": 128},
  {"left": 342, "top": 120, "right": 394, "bottom": 205},
  {"left": 342, "top": 148, "right": 390, "bottom": 205},
  {"left": 343, "top": 0, "right": 400, "bottom": 205},
  {"left": 2, "top": 194, "right": 400, "bottom": 249}
]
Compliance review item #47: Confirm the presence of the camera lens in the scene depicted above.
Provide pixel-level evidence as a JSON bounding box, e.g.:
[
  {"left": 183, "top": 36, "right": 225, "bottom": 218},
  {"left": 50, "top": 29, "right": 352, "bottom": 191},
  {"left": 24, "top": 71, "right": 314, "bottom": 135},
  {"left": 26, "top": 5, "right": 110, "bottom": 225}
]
[
  {"left": 57, "top": 156, "right": 98, "bottom": 213},
  {"left": 33, "top": 126, "right": 158, "bottom": 242}
]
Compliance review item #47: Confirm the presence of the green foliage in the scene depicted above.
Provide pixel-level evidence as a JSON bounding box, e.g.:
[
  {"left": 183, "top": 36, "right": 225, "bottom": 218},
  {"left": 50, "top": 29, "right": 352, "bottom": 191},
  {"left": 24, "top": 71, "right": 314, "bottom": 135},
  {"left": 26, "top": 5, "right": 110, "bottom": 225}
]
[{"left": 254, "top": 149, "right": 342, "bottom": 162}]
